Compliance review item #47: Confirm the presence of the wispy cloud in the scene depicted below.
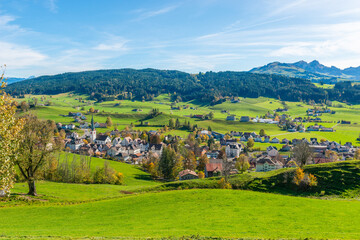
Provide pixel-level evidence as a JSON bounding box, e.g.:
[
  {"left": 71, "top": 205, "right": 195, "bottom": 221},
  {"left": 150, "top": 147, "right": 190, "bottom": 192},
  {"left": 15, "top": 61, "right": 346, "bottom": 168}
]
[
  {"left": 156, "top": 53, "right": 245, "bottom": 72},
  {"left": 268, "top": 0, "right": 309, "bottom": 17},
  {"left": 328, "top": 7, "right": 360, "bottom": 17},
  {"left": 133, "top": 4, "right": 179, "bottom": 21},
  {"left": 45, "top": 0, "right": 58, "bottom": 13},
  {"left": 94, "top": 42, "right": 127, "bottom": 51}
]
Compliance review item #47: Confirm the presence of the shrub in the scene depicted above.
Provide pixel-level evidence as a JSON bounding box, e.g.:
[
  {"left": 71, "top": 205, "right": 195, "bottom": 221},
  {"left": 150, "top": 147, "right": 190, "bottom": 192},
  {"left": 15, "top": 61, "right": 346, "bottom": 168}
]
[
  {"left": 293, "top": 168, "right": 318, "bottom": 190},
  {"left": 218, "top": 178, "right": 231, "bottom": 189},
  {"left": 115, "top": 172, "right": 124, "bottom": 185}
]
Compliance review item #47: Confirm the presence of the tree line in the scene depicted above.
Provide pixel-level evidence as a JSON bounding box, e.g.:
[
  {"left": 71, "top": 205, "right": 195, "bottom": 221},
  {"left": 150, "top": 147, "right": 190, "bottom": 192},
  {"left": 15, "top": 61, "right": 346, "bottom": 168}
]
[{"left": 6, "top": 68, "right": 359, "bottom": 104}]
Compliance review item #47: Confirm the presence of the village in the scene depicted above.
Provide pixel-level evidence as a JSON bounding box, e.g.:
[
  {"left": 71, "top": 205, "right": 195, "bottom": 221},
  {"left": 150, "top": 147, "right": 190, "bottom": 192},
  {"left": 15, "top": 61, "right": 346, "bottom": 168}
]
[{"left": 60, "top": 109, "right": 359, "bottom": 181}]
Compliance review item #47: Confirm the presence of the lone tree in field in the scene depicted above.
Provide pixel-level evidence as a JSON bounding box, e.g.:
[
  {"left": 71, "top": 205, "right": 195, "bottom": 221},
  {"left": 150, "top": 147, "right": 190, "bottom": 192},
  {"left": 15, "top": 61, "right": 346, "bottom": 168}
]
[
  {"left": 247, "top": 138, "right": 254, "bottom": 148},
  {"left": 16, "top": 114, "right": 61, "bottom": 196},
  {"left": 168, "top": 118, "right": 175, "bottom": 129},
  {"left": 0, "top": 70, "right": 24, "bottom": 196},
  {"left": 106, "top": 116, "right": 113, "bottom": 127},
  {"left": 259, "top": 129, "right": 265, "bottom": 137},
  {"left": 292, "top": 141, "right": 313, "bottom": 168}
]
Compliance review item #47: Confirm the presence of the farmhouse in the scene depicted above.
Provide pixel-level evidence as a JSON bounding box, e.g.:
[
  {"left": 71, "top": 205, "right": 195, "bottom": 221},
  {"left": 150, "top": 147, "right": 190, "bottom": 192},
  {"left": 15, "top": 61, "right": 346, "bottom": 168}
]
[
  {"left": 270, "top": 137, "right": 280, "bottom": 143},
  {"left": 205, "top": 163, "right": 222, "bottom": 177},
  {"left": 226, "top": 115, "right": 237, "bottom": 121},
  {"left": 178, "top": 169, "right": 199, "bottom": 180},
  {"left": 240, "top": 116, "right": 250, "bottom": 122}
]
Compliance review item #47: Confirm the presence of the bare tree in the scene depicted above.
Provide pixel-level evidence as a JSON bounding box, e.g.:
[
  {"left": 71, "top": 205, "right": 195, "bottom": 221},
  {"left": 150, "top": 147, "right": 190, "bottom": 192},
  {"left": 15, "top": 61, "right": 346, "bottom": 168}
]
[
  {"left": 219, "top": 148, "right": 232, "bottom": 182},
  {"left": 292, "top": 142, "right": 313, "bottom": 168},
  {"left": 16, "top": 114, "right": 61, "bottom": 196}
]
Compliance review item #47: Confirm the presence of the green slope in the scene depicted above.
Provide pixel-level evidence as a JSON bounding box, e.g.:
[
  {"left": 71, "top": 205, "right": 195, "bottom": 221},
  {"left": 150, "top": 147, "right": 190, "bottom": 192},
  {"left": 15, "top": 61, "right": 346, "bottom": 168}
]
[
  {"left": 11, "top": 153, "right": 160, "bottom": 203},
  {"left": 1, "top": 189, "right": 360, "bottom": 239},
  {"left": 152, "top": 160, "right": 360, "bottom": 198}
]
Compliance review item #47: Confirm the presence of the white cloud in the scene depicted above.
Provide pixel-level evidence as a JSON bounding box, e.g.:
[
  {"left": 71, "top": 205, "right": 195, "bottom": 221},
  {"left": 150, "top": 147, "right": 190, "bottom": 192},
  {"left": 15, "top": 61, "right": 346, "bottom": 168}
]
[
  {"left": 0, "top": 41, "right": 47, "bottom": 68},
  {"left": 270, "top": 22, "right": 360, "bottom": 57},
  {"left": 94, "top": 42, "right": 127, "bottom": 51}
]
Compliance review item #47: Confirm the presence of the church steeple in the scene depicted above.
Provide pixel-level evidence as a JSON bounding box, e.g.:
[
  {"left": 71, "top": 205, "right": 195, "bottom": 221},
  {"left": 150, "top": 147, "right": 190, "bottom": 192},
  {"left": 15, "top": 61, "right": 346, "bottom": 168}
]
[
  {"left": 91, "top": 114, "right": 95, "bottom": 131},
  {"left": 90, "top": 114, "right": 96, "bottom": 143}
]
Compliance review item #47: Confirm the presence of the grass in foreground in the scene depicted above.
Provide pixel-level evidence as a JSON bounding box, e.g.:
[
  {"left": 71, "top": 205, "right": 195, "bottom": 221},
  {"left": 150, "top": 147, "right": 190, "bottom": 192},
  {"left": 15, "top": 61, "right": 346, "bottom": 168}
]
[{"left": 1, "top": 189, "right": 360, "bottom": 239}]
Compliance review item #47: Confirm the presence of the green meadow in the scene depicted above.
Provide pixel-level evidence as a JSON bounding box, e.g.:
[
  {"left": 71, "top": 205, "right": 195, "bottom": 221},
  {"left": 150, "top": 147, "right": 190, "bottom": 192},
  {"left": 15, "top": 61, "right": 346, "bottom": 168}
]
[
  {"left": 2, "top": 189, "right": 360, "bottom": 239},
  {"left": 20, "top": 93, "right": 360, "bottom": 145},
  {"left": 4, "top": 155, "right": 360, "bottom": 239}
]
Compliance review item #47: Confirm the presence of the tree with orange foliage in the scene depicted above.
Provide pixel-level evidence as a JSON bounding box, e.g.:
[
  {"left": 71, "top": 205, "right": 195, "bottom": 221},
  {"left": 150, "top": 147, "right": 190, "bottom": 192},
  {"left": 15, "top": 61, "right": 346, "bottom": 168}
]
[{"left": 198, "top": 171, "right": 205, "bottom": 179}]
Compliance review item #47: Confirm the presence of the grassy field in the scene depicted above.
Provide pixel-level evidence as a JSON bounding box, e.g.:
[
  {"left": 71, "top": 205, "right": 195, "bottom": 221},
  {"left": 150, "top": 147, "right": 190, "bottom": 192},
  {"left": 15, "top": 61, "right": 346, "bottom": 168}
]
[
  {"left": 1, "top": 189, "right": 360, "bottom": 239},
  {"left": 4, "top": 160, "right": 360, "bottom": 239},
  {"left": 19, "top": 93, "right": 360, "bottom": 145}
]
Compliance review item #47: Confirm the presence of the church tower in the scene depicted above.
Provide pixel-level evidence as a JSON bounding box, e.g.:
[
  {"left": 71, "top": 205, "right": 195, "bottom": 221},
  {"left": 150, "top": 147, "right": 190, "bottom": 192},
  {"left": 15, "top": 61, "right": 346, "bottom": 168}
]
[{"left": 90, "top": 115, "right": 96, "bottom": 143}]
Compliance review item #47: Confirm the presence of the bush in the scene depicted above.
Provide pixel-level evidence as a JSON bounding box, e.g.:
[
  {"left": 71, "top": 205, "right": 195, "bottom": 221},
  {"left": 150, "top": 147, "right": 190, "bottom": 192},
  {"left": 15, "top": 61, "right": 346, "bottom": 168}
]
[
  {"left": 218, "top": 178, "right": 231, "bottom": 189},
  {"left": 293, "top": 168, "right": 318, "bottom": 190},
  {"left": 42, "top": 154, "right": 123, "bottom": 185}
]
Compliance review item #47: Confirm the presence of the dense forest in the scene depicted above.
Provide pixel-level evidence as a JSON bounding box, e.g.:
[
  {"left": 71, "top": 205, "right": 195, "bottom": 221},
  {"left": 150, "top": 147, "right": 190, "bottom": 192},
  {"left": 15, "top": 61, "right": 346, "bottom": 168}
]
[{"left": 5, "top": 68, "right": 360, "bottom": 104}]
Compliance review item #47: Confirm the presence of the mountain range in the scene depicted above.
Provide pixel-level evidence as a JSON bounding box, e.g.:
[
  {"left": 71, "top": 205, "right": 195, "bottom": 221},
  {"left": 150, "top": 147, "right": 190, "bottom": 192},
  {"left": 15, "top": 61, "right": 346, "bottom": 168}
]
[
  {"left": 5, "top": 76, "right": 35, "bottom": 84},
  {"left": 249, "top": 60, "right": 360, "bottom": 83}
]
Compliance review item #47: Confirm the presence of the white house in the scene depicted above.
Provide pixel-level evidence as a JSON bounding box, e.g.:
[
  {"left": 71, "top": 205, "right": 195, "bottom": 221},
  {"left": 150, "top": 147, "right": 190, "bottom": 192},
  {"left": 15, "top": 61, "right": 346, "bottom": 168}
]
[
  {"left": 95, "top": 135, "right": 111, "bottom": 145},
  {"left": 66, "top": 139, "right": 83, "bottom": 151},
  {"left": 256, "top": 157, "right": 283, "bottom": 172},
  {"left": 121, "top": 137, "right": 133, "bottom": 147},
  {"left": 225, "top": 144, "right": 241, "bottom": 158}
]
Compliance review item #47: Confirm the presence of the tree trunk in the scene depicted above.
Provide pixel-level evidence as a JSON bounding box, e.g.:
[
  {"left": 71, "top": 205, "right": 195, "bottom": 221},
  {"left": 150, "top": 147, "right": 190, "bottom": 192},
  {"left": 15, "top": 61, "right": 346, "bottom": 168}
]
[{"left": 27, "top": 180, "right": 37, "bottom": 196}]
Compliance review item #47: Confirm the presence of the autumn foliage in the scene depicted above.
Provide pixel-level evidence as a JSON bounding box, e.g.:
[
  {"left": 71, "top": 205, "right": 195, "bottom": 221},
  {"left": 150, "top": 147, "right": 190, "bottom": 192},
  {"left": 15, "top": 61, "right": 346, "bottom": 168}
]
[{"left": 293, "top": 168, "right": 317, "bottom": 190}]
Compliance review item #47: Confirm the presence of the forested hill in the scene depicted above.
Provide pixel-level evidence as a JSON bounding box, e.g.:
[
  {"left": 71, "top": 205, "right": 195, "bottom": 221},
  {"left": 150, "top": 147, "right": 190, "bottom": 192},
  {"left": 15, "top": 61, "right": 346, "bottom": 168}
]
[{"left": 5, "top": 68, "right": 360, "bottom": 104}]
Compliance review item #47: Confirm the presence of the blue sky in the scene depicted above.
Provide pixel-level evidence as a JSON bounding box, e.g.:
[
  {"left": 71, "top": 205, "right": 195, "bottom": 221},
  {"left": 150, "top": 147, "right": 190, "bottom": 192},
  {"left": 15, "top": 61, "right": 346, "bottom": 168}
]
[{"left": 1, "top": 0, "right": 360, "bottom": 77}]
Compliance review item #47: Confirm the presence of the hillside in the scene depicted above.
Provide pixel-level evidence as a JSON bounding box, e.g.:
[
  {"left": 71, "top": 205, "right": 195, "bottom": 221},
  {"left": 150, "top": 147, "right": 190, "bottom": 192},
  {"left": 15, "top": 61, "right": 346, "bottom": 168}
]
[
  {"left": 5, "top": 160, "right": 360, "bottom": 239},
  {"left": 1, "top": 189, "right": 360, "bottom": 239},
  {"left": 250, "top": 60, "right": 360, "bottom": 83},
  {"left": 5, "top": 68, "right": 360, "bottom": 103},
  {"left": 152, "top": 160, "right": 360, "bottom": 198}
]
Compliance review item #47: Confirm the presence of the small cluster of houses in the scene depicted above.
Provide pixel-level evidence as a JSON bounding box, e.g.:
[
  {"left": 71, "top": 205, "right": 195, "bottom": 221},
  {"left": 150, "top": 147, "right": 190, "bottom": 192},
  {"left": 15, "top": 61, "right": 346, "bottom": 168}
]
[
  {"left": 307, "top": 108, "right": 334, "bottom": 116},
  {"left": 225, "top": 115, "right": 251, "bottom": 122},
  {"left": 180, "top": 136, "right": 358, "bottom": 180},
  {"left": 64, "top": 116, "right": 163, "bottom": 164},
  {"left": 307, "top": 125, "right": 334, "bottom": 132},
  {"left": 68, "top": 112, "right": 87, "bottom": 123}
]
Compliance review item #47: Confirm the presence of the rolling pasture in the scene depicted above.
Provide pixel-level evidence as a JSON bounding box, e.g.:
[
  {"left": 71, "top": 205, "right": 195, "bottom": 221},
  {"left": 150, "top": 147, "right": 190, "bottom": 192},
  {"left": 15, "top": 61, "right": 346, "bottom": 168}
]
[
  {"left": 5, "top": 156, "right": 360, "bottom": 239},
  {"left": 21, "top": 93, "right": 360, "bottom": 145},
  {"left": 1, "top": 189, "right": 360, "bottom": 239}
]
